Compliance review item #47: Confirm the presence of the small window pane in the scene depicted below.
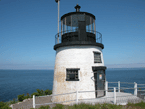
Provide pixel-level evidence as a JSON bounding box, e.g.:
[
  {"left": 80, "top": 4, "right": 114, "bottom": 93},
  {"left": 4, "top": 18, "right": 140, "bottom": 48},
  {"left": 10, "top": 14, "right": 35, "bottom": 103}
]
[
  {"left": 66, "top": 69, "right": 79, "bottom": 81},
  {"left": 94, "top": 52, "right": 102, "bottom": 63}
]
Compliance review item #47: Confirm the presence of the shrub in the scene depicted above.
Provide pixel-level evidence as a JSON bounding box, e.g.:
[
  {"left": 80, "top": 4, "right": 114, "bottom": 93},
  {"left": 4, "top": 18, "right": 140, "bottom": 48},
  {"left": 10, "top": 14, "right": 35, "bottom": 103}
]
[
  {"left": 36, "top": 89, "right": 41, "bottom": 96},
  {"left": 31, "top": 92, "right": 39, "bottom": 97},
  {"left": 17, "top": 89, "right": 52, "bottom": 102},
  {"left": 36, "top": 89, "right": 45, "bottom": 96},
  {"left": 10, "top": 98, "right": 18, "bottom": 104},
  {"left": 0, "top": 101, "right": 12, "bottom": 109},
  {"left": 44, "top": 89, "right": 52, "bottom": 95},
  {"left": 40, "top": 89, "right": 44, "bottom": 96},
  {"left": 0, "top": 101, "right": 5, "bottom": 108},
  {"left": 18, "top": 94, "right": 25, "bottom": 102},
  {"left": 25, "top": 93, "right": 30, "bottom": 99}
]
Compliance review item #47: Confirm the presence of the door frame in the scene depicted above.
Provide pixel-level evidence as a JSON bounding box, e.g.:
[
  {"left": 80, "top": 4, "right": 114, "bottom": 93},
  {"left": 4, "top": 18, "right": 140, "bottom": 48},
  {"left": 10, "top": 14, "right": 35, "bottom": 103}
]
[{"left": 92, "top": 66, "right": 107, "bottom": 98}]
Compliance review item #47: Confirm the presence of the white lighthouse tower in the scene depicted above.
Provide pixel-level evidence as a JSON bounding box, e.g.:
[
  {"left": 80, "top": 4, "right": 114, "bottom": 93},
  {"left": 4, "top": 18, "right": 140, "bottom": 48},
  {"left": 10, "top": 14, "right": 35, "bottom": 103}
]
[{"left": 52, "top": 2, "right": 107, "bottom": 104}]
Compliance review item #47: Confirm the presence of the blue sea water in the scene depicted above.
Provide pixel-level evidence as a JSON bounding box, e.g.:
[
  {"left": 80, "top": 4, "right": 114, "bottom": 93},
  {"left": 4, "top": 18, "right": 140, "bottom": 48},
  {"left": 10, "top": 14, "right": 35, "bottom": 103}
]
[
  {"left": 0, "top": 68, "right": 145, "bottom": 102},
  {"left": 0, "top": 70, "right": 53, "bottom": 102}
]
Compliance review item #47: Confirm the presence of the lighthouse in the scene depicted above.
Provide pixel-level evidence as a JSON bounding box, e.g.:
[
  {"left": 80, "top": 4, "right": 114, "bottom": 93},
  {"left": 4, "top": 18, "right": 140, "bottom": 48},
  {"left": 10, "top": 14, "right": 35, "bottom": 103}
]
[{"left": 52, "top": 2, "right": 107, "bottom": 104}]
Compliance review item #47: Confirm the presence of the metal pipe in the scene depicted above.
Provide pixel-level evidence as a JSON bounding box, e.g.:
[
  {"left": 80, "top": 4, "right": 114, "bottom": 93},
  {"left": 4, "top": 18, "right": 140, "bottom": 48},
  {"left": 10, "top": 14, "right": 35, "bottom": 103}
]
[
  {"left": 57, "top": 0, "right": 60, "bottom": 43},
  {"left": 33, "top": 95, "right": 35, "bottom": 108},
  {"left": 71, "top": 15, "right": 72, "bottom": 32},
  {"left": 90, "top": 17, "right": 92, "bottom": 32},
  {"left": 134, "top": 82, "right": 137, "bottom": 96},
  {"left": 94, "top": 19, "right": 96, "bottom": 35},
  {"left": 105, "top": 81, "right": 108, "bottom": 96},
  {"left": 118, "top": 81, "right": 120, "bottom": 92},
  {"left": 63, "top": 19, "right": 64, "bottom": 34},
  {"left": 65, "top": 17, "right": 66, "bottom": 33},
  {"left": 114, "top": 87, "right": 116, "bottom": 104},
  {"left": 61, "top": 20, "right": 62, "bottom": 37},
  {"left": 91, "top": 18, "right": 93, "bottom": 33}
]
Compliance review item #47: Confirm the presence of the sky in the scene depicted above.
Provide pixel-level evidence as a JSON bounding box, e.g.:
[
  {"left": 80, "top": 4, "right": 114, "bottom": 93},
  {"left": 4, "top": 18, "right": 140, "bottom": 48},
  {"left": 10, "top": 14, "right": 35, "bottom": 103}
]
[{"left": 0, "top": 0, "right": 145, "bottom": 69}]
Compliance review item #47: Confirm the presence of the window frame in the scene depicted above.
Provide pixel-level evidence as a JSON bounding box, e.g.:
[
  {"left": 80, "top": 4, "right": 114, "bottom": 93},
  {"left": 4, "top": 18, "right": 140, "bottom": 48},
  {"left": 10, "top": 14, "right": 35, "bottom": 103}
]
[
  {"left": 66, "top": 68, "right": 80, "bottom": 81},
  {"left": 93, "top": 51, "right": 102, "bottom": 63}
]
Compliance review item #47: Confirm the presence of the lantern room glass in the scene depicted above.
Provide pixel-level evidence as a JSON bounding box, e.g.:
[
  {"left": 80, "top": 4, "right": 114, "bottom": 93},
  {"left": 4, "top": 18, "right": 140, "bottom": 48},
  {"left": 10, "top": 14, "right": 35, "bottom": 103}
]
[{"left": 61, "top": 14, "right": 96, "bottom": 35}]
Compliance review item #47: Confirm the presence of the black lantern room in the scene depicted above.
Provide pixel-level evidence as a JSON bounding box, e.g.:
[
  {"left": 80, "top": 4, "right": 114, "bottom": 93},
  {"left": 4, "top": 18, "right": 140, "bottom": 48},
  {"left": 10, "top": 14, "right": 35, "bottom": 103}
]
[{"left": 54, "top": 4, "right": 104, "bottom": 50}]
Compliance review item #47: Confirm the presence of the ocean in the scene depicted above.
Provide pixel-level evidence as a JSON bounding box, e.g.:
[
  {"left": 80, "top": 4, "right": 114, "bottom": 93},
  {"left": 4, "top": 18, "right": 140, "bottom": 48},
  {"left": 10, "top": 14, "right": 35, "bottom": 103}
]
[{"left": 0, "top": 68, "right": 145, "bottom": 102}]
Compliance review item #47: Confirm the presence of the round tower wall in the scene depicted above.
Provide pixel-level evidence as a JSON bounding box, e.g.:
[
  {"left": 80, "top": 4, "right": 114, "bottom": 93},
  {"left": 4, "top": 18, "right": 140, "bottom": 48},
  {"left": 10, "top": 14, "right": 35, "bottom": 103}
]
[{"left": 52, "top": 45, "right": 105, "bottom": 103}]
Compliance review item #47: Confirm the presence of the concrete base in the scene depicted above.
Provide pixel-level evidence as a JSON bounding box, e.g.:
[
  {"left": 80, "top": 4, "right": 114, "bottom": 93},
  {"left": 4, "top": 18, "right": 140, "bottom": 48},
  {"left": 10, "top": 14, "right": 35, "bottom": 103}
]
[{"left": 72, "top": 92, "right": 143, "bottom": 105}]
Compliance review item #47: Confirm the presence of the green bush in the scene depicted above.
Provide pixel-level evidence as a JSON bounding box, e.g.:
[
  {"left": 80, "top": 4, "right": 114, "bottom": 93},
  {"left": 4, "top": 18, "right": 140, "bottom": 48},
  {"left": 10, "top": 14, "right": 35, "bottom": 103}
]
[
  {"left": 9, "top": 98, "right": 18, "bottom": 104},
  {"left": 17, "top": 89, "right": 52, "bottom": 102},
  {"left": 0, "top": 101, "right": 12, "bottom": 109},
  {"left": 44, "top": 89, "right": 52, "bottom": 95},
  {"left": 0, "top": 101, "right": 5, "bottom": 108},
  {"left": 25, "top": 93, "right": 30, "bottom": 99},
  {"left": 17, "top": 93, "right": 30, "bottom": 102},
  {"left": 37, "top": 89, "right": 45, "bottom": 96},
  {"left": 18, "top": 94, "right": 25, "bottom": 102},
  {"left": 31, "top": 92, "right": 39, "bottom": 97},
  {"left": 37, "top": 89, "right": 42, "bottom": 96}
]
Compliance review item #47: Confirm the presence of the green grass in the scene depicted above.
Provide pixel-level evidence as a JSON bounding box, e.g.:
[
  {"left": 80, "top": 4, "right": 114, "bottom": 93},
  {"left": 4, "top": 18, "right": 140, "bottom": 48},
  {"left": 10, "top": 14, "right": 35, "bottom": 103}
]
[
  {"left": 1, "top": 100, "right": 145, "bottom": 109},
  {"left": 29, "top": 101, "right": 145, "bottom": 109},
  {"left": 53, "top": 103, "right": 123, "bottom": 109},
  {"left": 127, "top": 101, "right": 145, "bottom": 109}
]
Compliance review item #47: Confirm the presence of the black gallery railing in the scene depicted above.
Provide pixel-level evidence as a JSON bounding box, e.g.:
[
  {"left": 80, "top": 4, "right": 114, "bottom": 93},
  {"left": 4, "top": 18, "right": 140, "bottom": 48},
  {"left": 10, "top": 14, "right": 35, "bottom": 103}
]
[{"left": 55, "top": 29, "right": 102, "bottom": 44}]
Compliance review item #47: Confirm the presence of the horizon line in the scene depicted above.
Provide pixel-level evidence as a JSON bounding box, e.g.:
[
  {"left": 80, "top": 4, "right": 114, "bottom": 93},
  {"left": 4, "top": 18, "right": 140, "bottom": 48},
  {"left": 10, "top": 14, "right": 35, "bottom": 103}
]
[{"left": 0, "top": 67, "right": 145, "bottom": 70}]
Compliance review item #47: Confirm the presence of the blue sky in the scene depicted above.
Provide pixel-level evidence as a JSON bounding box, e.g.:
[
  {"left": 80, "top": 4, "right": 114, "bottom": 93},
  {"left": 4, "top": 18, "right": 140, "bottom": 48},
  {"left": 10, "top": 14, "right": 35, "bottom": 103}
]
[{"left": 0, "top": 0, "right": 145, "bottom": 69}]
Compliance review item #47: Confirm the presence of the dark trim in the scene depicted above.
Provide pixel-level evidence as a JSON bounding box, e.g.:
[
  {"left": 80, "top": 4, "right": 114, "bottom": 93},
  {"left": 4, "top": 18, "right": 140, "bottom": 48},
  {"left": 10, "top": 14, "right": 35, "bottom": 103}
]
[
  {"left": 94, "top": 62, "right": 102, "bottom": 63},
  {"left": 66, "top": 68, "right": 80, "bottom": 70},
  {"left": 66, "top": 68, "right": 80, "bottom": 81},
  {"left": 93, "top": 51, "right": 101, "bottom": 54},
  {"left": 66, "top": 79, "right": 79, "bottom": 81},
  {"left": 61, "top": 12, "right": 95, "bottom": 20},
  {"left": 92, "top": 66, "right": 107, "bottom": 71},
  {"left": 54, "top": 41, "right": 104, "bottom": 50}
]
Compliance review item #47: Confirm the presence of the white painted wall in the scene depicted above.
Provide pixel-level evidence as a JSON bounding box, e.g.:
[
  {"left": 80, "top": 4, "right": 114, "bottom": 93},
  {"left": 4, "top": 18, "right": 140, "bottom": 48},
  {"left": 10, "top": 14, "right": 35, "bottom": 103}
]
[{"left": 52, "top": 45, "right": 105, "bottom": 104}]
